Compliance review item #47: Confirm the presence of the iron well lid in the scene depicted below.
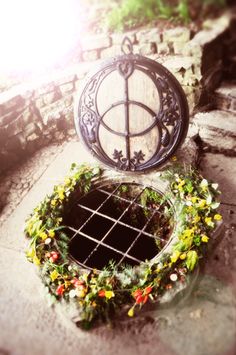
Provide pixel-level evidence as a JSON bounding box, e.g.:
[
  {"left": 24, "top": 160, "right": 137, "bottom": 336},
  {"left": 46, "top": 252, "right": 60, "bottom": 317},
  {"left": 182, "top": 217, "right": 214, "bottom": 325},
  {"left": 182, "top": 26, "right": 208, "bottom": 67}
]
[{"left": 74, "top": 37, "right": 189, "bottom": 173}]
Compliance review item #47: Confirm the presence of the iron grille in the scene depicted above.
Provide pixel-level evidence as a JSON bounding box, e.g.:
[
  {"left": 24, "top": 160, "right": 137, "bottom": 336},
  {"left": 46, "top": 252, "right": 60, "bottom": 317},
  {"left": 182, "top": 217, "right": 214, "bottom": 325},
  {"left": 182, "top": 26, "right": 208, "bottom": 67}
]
[{"left": 66, "top": 183, "right": 173, "bottom": 270}]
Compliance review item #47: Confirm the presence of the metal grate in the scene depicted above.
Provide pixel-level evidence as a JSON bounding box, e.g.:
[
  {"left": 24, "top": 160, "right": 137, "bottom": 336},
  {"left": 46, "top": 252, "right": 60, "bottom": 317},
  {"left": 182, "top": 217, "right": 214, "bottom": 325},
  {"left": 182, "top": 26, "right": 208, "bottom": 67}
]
[{"left": 66, "top": 183, "right": 172, "bottom": 270}]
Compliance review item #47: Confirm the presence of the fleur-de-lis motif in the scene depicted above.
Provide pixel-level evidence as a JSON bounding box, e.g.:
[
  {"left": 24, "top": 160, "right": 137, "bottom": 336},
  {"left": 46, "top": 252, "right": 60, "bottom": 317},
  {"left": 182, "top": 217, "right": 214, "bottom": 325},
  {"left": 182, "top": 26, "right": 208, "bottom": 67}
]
[
  {"left": 132, "top": 151, "right": 145, "bottom": 164},
  {"left": 113, "top": 149, "right": 123, "bottom": 161}
]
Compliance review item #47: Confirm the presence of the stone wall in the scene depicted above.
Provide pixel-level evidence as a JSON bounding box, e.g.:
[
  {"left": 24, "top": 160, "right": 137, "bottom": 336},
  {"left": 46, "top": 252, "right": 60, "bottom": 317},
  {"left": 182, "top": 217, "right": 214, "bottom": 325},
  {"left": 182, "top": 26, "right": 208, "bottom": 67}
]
[{"left": 0, "top": 13, "right": 232, "bottom": 175}]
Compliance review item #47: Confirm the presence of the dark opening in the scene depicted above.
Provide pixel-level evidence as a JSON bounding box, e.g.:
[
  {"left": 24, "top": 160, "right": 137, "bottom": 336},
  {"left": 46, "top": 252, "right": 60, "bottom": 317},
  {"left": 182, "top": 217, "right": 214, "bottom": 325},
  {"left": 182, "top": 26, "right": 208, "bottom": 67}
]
[{"left": 64, "top": 183, "right": 173, "bottom": 270}]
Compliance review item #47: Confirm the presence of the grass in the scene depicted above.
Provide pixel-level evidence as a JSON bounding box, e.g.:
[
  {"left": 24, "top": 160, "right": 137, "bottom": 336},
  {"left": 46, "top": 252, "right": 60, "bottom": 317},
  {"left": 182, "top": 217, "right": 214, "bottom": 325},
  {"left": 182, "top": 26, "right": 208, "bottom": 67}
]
[{"left": 105, "top": 0, "right": 227, "bottom": 32}]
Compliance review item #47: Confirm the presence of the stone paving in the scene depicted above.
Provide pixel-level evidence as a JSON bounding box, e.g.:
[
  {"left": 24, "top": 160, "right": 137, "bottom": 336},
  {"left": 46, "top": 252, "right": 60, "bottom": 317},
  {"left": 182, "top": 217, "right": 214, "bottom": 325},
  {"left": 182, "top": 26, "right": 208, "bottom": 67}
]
[
  {"left": 0, "top": 141, "right": 68, "bottom": 225},
  {"left": 0, "top": 116, "right": 236, "bottom": 355}
]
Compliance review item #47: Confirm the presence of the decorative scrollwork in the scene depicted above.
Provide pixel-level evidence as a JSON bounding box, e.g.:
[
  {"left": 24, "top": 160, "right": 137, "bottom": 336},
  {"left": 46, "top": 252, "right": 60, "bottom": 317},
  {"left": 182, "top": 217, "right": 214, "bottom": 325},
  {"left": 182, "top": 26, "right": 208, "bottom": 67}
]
[
  {"left": 161, "top": 126, "right": 171, "bottom": 147},
  {"left": 157, "top": 77, "right": 181, "bottom": 127},
  {"left": 121, "top": 36, "right": 133, "bottom": 55},
  {"left": 81, "top": 112, "right": 96, "bottom": 144},
  {"left": 117, "top": 61, "right": 134, "bottom": 79}
]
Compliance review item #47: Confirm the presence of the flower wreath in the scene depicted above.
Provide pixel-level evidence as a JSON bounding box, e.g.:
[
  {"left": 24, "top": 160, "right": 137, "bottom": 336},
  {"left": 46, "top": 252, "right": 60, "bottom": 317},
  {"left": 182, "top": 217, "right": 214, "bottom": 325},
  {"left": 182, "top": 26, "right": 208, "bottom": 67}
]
[{"left": 25, "top": 163, "right": 222, "bottom": 329}]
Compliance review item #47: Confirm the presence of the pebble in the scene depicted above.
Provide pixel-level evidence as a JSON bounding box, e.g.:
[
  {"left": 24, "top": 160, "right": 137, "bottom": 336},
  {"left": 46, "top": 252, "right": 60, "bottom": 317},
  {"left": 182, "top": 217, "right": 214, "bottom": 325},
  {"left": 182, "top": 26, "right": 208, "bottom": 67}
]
[{"left": 190, "top": 309, "right": 203, "bottom": 319}]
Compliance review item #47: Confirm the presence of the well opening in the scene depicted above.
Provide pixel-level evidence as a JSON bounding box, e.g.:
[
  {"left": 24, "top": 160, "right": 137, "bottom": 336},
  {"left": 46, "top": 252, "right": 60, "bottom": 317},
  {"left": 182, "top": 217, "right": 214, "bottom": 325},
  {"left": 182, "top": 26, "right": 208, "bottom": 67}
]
[{"left": 63, "top": 182, "right": 173, "bottom": 270}]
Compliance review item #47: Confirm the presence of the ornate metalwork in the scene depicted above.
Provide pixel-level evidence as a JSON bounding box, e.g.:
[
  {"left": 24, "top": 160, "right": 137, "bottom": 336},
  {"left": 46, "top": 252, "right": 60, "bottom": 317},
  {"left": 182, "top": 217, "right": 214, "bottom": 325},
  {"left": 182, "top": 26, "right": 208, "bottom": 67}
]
[
  {"left": 75, "top": 38, "right": 189, "bottom": 172},
  {"left": 121, "top": 36, "right": 133, "bottom": 55}
]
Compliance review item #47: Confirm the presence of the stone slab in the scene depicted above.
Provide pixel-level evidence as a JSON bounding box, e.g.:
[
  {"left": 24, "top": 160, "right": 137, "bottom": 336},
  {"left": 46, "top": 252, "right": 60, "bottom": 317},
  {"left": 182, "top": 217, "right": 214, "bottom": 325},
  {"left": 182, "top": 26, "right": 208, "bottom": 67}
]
[
  {"left": 200, "top": 153, "right": 236, "bottom": 205},
  {"left": 194, "top": 110, "right": 236, "bottom": 153},
  {"left": 215, "top": 82, "right": 236, "bottom": 113}
]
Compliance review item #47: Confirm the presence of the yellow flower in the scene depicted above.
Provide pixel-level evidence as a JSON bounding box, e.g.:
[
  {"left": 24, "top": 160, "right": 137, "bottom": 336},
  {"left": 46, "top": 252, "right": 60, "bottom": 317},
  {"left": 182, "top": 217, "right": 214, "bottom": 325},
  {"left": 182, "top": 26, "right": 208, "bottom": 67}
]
[
  {"left": 82, "top": 273, "right": 88, "bottom": 282},
  {"left": 180, "top": 253, "right": 187, "bottom": 260},
  {"left": 51, "top": 199, "right": 57, "bottom": 207},
  {"left": 191, "top": 196, "right": 198, "bottom": 204},
  {"left": 77, "top": 289, "right": 86, "bottom": 298},
  {"left": 214, "top": 214, "right": 222, "bottom": 221},
  {"left": 179, "top": 180, "right": 185, "bottom": 187},
  {"left": 205, "top": 217, "right": 214, "bottom": 227},
  {"left": 193, "top": 215, "right": 201, "bottom": 223},
  {"left": 128, "top": 307, "right": 134, "bottom": 317},
  {"left": 105, "top": 290, "right": 115, "bottom": 299},
  {"left": 39, "top": 231, "right": 47, "bottom": 241},
  {"left": 198, "top": 199, "right": 206, "bottom": 208},
  {"left": 26, "top": 248, "right": 35, "bottom": 259},
  {"left": 171, "top": 156, "right": 177, "bottom": 162},
  {"left": 58, "top": 191, "right": 65, "bottom": 200},
  {"left": 64, "top": 177, "right": 71, "bottom": 185},
  {"left": 50, "top": 270, "right": 59, "bottom": 281},
  {"left": 33, "top": 256, "right": 41, "bottom": 266},
  {"left": 170, "top": 250, "right": 180, "bottom": 263},
  {"left": 26, "top": 221, "right": 33, "bottom": 234},
  {"left": 92, "top": 301, "right": 97, "bottom": 308},
  {"left": 64, "top": 281, "right": 71, "bottom": 289},
  {"left": 201, "top": 235, "right": 209, "bottom": 243},
  {"left": 177, "top": 179, "right": 185, "bottom": 191},
  {"left": 48, "top": 229, "right": 55, "bottom": 238},
  {"left": 183, "top": 228, "right": 194, "bottom": 237},
  {"left": 56, "top": 185, "right": 64, "bottom": 194}
]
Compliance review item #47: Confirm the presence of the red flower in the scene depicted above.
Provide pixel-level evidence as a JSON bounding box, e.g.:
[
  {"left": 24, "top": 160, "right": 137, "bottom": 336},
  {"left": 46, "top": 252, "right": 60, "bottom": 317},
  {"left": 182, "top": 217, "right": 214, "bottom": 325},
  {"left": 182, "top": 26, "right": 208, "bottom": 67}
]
[
  {"left": 71, "top": 278, "right": 84, "bottom": 287},
  {"left": 56, "top": 284, "right": 64, "bottom": 296},
  {"left": 136, "top": 295, "right": 144, "bottom": 304},
  {"left": 144, "top": 286, "right": 152, "bottom": 295},
  {"left": 133, "top": 289, "right": 142, "bottom": 299},
  {"left": 98, "top": 290, "right": 106, "bottom": 297},
  {"left": 133, "top": 287, "right": 151, "bottom": 305},
  {"left": 143, "top": 295, "right": 148, "bottom": 304},
  {"left": 48, "top": 251, "right": 59, "bottom": 263}
]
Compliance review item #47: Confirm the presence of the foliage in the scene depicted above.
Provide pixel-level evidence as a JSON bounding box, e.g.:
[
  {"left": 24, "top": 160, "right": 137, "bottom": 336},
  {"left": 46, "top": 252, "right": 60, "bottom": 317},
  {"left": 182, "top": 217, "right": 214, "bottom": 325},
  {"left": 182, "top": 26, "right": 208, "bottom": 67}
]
[
  {"left": 25, "top": 163, "right": 222, "bottom": 329},
  {"left": 201, "top": 0, "right": 226, "bottom": 6},
  {"left": 105, "top": 0, "right": 227, "bottom": 31},
  {"left": 176, "top": 0, "right": 190, "bottom": 24}
]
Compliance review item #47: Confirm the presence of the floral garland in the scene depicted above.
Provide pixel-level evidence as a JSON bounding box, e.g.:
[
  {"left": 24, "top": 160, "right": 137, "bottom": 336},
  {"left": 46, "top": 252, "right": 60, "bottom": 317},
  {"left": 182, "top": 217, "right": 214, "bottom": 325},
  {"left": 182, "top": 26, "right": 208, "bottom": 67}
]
[{"left": 25, "top": 163, "right": 222, "bottom": 329}]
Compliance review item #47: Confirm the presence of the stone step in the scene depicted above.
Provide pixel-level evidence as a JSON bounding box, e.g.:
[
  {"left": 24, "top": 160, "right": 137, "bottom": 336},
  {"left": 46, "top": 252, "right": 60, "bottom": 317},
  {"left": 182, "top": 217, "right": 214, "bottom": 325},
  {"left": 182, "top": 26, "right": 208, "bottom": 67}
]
[
  {"left": 214, "top": 82, "right": 236, "bottom": 113},
  {"left": 224, "top": 56, "right": 236, "bottom": 81},
  {"left": 193, "top": 110, "right": 236, "bottom": 154}
]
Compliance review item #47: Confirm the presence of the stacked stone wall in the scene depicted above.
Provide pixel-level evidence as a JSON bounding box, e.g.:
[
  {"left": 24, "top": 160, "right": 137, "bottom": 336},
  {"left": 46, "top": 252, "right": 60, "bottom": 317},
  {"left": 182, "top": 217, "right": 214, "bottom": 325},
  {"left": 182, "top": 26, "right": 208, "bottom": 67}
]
[{"left": 0, "top": 14, "right": 232, "bottom": 175}]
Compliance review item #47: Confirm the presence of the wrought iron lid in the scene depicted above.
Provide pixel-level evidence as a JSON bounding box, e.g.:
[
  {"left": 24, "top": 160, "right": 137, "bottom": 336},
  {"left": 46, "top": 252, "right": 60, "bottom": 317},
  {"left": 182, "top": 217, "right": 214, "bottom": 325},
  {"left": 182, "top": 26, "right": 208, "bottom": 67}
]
[{"left": 74, "top": 37, "right": 189, "bottom": 172}]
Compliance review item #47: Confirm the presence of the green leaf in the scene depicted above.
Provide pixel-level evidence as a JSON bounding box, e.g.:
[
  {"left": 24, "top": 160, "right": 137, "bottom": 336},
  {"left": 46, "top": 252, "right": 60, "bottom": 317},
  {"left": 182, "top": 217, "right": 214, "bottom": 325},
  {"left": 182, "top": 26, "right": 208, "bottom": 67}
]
[
  {"left": 200, "top": 179, "right": 208, "bottom": 188},
  {"left": 186, "top": 181, "right": 193, "bottom": 193},
  {"left": 186, "top": 250, "right": 198, "bottom": 271},
  {"left": 58, "top": 231, "right": 70, "bottom": 242},
  {"left": 92, "top": 167, "right": 101, "bottom": 175},
  {"left": 193, "top": 235, "right": 201, "bottom": 247},
  {"left": 31, "top": 220, "right": 43, "bottom": 236},
  {"left": 211, "top": 202, "right": 220, "bottom": 209},
  {"left": 206, "top": 194, "right": 212, "bottom": 205},
  {"left": 46, "top": 218, "right": 54, "bottom": 228},
  {"left": 211, "top": 183, "right": 219, "bottom": 190},
  {"left": 174, "top": 237, "right": 193, "bottom": 252}
]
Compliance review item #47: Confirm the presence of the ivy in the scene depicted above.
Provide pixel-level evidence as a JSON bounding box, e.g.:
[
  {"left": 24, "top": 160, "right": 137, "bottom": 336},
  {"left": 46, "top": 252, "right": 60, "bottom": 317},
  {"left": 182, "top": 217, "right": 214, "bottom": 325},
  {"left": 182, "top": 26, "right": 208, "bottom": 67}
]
[{"left": 186, "top": 251, "right": 198, "bottom": 271}]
